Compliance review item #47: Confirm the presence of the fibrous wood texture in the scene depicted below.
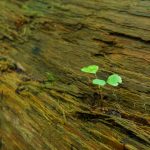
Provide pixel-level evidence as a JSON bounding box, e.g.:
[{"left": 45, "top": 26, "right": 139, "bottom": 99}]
[{"left": 0, "top": 0, "right": 150, "bottom": 150}]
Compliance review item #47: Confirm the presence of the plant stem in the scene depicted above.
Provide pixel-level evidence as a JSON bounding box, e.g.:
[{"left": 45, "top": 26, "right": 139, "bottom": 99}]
[
  {"left": 95, "top": 73, "right": 103, "bottom": 106},
  {"left": 100, "top": 88, "right": 103, "bottom": 100},
  {"left": 94, "top": 73, "right": 100, "bottom": 91},
  {"left": 87, "top": 76, "right": 91, "bottom": 85},
  {"left": 94, "top": 73, "right": 98, "bottom": 79}
]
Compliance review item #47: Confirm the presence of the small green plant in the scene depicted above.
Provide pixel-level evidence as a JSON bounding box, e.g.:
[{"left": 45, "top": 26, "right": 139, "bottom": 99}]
[
  {"left": 81, "top": 65, "right": 122, "bottom": 103},
  {"left": 46, "top": 72, "right": 55, "bottom": 82}
]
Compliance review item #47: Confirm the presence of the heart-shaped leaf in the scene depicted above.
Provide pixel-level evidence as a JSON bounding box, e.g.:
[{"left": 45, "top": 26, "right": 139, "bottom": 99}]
[
  {"left": 92, "top": 79, "right": 106, "bottom": 86},
  {"left": 107, "top": 74, "right": 122, "bottom": 86},
  {"left": 81, "top": 65, "right": 99, "bottom": 74}
]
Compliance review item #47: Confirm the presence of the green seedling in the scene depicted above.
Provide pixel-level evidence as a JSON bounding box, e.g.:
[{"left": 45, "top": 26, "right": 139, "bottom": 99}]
[
  {"left": 81, "top": 65, "right": 122, "bottom": 104},
  {"left": 46, "top": 72, "right": 55, "bottom": 82}
]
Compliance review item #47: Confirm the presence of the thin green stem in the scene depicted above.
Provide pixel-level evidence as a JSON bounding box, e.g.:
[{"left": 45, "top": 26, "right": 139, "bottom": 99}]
[
  {"left": 94, "top": 73, "right": 97, "bottom": 78},
  {"left": 87, "top": 76, "right": 91, "bottom": 86},
  {"left": 94, "top": 73, "right": 100, "bottom": 89},
  {"left": 94, "top": 73, "right": 103, "bottom": 106},
  {"left": 100, "top": 88, "right": 103, "bottom": 100}
]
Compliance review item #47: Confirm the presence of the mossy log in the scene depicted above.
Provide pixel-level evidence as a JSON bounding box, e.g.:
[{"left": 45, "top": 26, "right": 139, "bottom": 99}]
[{"left": 0, "top": 0, "right": 150, "bottom": 150}]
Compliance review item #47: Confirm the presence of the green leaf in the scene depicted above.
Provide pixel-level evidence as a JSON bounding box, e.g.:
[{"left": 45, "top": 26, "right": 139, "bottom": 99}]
[
  {"left": 92, "top": 79, "right": 106, "bottom": 86},
  {"left": 81, "top": 65, "right": 99, "bottom": 74},
  {"left": 107, "top": 74, "right": 122, "bottom": 86}
]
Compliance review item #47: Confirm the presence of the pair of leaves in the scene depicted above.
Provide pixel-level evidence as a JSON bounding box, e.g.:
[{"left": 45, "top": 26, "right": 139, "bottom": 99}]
[{"left": 93, "top": 74, "right": 122, "bottom": 87}]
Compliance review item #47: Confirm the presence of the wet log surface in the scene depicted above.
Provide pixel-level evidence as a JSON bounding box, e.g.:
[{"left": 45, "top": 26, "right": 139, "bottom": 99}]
[{"left": 0, "top": 0, "right": 150, "bottom": 150}]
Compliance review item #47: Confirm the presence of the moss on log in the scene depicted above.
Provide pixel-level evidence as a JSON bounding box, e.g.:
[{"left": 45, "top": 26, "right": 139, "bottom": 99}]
[{"left": 0, "top": 0, "right": 150, "bottom": 150}]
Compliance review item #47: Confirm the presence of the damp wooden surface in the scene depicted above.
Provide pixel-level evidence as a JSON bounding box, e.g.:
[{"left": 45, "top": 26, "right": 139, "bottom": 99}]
[{"left": 0, "top": 0, "right": 150, "bottom": 150}]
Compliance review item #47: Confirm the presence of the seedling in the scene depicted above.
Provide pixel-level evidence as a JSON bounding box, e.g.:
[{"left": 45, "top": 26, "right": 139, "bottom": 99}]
[
  {"left": 81, "top": 65, "right": 122, "bottom": 104},
  {"left": 46, "top": 72, "right": 55, "bottom": 82}
]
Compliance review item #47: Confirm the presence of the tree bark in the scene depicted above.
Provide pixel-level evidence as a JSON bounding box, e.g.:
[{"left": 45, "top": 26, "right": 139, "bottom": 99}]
[{"left": 0, "top": 0, "right": 150, "bottom": 150}]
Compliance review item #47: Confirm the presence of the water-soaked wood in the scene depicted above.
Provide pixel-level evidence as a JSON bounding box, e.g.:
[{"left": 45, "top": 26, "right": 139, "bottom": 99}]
[{"left": 0, "top": 0, "right": 150, "bottom": 150}]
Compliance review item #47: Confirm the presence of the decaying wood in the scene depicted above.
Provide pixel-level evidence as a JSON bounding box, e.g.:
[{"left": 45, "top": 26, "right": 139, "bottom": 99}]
[{"left": 0, "top": 0, "right": 150, "bottom": 150}]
